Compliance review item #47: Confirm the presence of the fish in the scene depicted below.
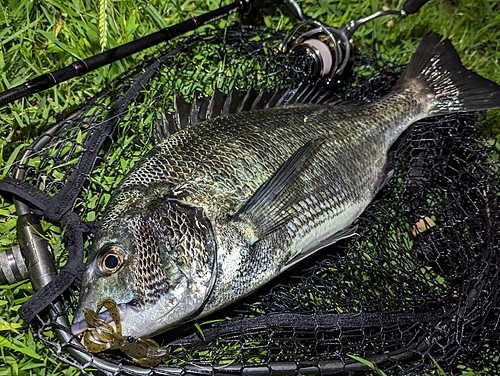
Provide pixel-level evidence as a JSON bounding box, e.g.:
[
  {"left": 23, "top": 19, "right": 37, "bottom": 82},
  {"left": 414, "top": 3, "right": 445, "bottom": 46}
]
[{"left": 71, "top": 32, "right": 500, "bottom": 340}]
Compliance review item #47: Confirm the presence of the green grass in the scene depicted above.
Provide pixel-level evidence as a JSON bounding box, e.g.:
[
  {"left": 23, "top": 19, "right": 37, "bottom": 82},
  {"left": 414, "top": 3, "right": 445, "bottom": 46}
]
[{"left": 1, "top": 0, "right": 500, "bottom": 375}]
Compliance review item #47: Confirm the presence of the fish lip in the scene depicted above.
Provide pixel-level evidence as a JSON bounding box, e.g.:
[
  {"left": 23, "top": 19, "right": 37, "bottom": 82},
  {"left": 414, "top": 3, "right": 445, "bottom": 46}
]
[{"left": 71, "top": 318, "right": 91, "bottom": 336}]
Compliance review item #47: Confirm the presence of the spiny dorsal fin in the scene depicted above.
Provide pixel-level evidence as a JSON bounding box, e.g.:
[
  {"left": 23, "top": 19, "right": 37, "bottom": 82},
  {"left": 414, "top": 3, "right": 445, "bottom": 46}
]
[
  {"left": 207, "top": 89, "right": 227, "bottom": 119},
  {"left": 174, "top": 93, "right": 192, "bottom": 130},
  {"left": 156, "top": 84, "right": 338, "bottom": 141},
  {"left": 222, "top": 90, "right": 248, "bottom": 115},
  {"left": 191, "top": 91, "right": 209, "bottom": 124},
  {"left": 237, "top": 89, "right": 259, "bottom": 113}
]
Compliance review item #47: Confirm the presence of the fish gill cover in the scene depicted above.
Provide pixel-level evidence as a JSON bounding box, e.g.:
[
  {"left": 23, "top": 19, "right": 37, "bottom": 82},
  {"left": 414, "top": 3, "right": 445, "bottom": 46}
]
[{"left": 1, "top": 8, "right": 500, "bottom": 376}]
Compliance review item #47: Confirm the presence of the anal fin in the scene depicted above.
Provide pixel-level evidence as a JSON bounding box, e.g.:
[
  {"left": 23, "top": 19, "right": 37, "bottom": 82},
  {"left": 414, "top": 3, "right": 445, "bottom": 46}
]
[
  {"left": 376, "top": 150, "right": 395, "bottom": 193},
  {"left": 286, "top": 225, "right": 358, "bottom": 269}
]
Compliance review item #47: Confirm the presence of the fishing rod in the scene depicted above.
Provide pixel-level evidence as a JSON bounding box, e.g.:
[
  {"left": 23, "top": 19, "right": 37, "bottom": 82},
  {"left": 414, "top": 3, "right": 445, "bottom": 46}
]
[
  {"left": 0, "top": 0, "right": 304, "bottom": 107},
  {"left": 0, "top": 0, "right": 429, "bottom": 107}
]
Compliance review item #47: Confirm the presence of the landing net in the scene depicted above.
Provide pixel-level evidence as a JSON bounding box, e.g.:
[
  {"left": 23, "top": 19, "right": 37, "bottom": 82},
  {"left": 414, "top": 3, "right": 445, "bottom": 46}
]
[{"left": 4, "top": 25, "right": 500, "bottom": 375}]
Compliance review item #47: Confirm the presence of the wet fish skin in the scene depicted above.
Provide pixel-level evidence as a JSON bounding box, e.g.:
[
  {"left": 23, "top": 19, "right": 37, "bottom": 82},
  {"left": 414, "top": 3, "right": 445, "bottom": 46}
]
[{"left": 72, "top": 33, "right": 500, "bottom": 339}]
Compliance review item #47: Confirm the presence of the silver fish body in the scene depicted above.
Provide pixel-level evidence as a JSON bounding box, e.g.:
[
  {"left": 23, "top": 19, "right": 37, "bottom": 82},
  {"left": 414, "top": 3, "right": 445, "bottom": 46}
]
[{"left": 72, "top": 33, "right": 500, "bottom": 339}]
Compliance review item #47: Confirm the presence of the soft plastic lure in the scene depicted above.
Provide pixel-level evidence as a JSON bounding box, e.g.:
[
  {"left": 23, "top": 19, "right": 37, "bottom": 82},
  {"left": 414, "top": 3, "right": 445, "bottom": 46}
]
[{"left": 82, "top": 298, "right": 169, "bottom": 366}]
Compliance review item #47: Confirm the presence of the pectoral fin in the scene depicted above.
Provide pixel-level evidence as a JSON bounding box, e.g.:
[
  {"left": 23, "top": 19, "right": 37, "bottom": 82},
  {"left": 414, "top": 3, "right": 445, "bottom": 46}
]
[{"left": 231, "top": 138, "right": 324, "bottom": 243}]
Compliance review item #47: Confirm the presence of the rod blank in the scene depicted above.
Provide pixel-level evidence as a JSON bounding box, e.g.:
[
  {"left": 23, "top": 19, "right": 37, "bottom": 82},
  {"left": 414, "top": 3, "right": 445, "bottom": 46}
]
[{"left": 0, "top": 0, "right": 275, "bottom": 106}]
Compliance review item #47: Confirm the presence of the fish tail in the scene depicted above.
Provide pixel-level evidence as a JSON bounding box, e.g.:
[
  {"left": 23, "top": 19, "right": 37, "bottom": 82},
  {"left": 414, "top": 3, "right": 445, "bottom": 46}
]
[{"left": 400, "top": 32, "right": 500, "bottom": 115}]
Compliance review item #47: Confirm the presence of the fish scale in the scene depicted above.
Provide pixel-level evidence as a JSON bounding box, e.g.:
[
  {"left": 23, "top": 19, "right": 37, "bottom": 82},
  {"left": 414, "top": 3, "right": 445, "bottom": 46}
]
[
  {"left": 72, "top": 33, "right": 500, "bottom": 340},
  {"left": 114, "top": 104, "right": 375, "bottom": 217}
]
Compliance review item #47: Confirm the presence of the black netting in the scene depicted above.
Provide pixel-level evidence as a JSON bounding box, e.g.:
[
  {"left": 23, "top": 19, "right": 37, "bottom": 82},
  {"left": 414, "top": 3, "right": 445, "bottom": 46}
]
[{"left": 5, "top": 25, "right": 500, "bottom": 375}]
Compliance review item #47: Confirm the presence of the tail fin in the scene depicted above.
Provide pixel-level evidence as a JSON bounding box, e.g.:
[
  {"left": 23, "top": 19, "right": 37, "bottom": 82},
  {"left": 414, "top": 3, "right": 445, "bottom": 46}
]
[{"left": 400, "top": 32, "right": 500, "bottom": 115}]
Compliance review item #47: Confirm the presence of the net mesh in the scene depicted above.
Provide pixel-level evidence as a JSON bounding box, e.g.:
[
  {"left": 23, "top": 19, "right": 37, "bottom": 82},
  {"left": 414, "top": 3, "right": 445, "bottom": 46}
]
[{"left": 6, "top": 25, "right": 500, "bottom": 375}]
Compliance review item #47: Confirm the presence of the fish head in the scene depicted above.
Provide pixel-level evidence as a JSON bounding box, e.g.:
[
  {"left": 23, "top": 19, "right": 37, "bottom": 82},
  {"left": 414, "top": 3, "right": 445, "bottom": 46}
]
[{"left": 72, "top": 196, "right": 217, "bottom": 339}]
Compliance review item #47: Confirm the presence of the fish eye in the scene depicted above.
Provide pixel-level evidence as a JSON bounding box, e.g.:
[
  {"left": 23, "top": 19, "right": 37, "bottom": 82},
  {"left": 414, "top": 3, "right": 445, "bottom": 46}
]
[{"left": 97, "top": 244, "right": 125, "bottom": 275}]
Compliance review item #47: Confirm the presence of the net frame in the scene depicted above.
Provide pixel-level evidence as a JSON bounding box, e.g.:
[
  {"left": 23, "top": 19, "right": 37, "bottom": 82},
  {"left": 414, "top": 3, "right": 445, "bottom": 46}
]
[{"left": 2, "top": 24, "right": 500, "bottom": 375}]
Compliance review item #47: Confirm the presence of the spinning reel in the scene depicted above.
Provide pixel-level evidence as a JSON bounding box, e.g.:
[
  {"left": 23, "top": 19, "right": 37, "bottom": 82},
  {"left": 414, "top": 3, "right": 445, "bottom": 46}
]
[{"left": 279, "top": 0, "right": 429, "bottom": 82}]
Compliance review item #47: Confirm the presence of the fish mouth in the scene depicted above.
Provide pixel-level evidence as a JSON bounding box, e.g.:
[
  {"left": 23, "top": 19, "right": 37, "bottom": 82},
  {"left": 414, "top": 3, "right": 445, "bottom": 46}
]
[
  {"left": 71, "top": 310, "right": 112, "bottom": 336},
  {"left": 71, "top": 302, "right": 135, "bottom": 336}
]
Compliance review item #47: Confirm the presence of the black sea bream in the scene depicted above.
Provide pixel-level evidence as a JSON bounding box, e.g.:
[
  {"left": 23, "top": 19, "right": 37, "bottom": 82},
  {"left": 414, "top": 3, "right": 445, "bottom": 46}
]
[{"left": 72, "top": 33, "right": 500, "bottom": 338}]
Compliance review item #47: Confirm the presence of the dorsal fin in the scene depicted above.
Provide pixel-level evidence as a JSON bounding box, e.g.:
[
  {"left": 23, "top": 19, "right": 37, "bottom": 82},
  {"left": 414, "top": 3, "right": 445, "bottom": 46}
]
[
  {"left": 174, "top": 93, "right": 192, "bottom": 130},
  {"left": 191, "top": 91, "right": 209, "bottom": 124},
  {"left": 155, "top": 83, "right": 338, "bottom": 141},
  {"left": 222, "top": 90, "right": 248, "bottom": 115},
  {"left": 207, "top": 89, "right": 227, "bottom": 119}
]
